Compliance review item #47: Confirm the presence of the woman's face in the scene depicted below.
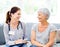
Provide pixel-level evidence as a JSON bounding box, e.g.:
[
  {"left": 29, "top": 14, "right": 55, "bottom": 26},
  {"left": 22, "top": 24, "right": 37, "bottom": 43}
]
[
  {"left": 11, "top": 10, "right": 21, "bottom": 21},
  {"left": 38, "top": 12, "right": 47, "bottom": 22}
]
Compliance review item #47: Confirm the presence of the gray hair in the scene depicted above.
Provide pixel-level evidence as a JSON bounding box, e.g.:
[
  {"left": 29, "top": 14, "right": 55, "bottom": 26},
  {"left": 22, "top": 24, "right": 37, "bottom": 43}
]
[{"left": 38, "top": 8, "right": 50, "bottom": 20}]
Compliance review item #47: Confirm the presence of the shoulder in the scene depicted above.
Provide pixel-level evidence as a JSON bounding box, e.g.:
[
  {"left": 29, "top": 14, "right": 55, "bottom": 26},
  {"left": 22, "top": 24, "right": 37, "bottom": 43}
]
[
  {"left": 32, "top": 24, "right": 38, "bottom": 27},
  {"left": 49, "top": 24, "right": 56, "bottom": 28},
  {"left": 19, "top": 21, "right": 26, "bottom": 29},
  {"left": 19, "top": 21, "right": 25, "bottom": 25},
  {"left": 32, "top": 23, "right": 38, "bottom": 30},
  {"left": 48, "top": 24, "right": 57, "bottom": 32},
  {"left": 21, "top": 22, "right": 26, "bottom": 26},
  {"left": 4, "top": 23, "right": 8, "bottom": 28},
  {"left": 3, "top": 23, "right": 9, "bottom": 33}
]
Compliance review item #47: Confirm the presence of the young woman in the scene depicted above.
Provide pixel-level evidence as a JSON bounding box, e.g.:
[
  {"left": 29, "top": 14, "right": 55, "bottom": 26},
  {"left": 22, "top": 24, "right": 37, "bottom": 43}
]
[
  {"left": 4, "top": 6, "right": 27, "bottom": 47},
  {"left": 30, "top": 8, "right": 57, "bottom": 47}
]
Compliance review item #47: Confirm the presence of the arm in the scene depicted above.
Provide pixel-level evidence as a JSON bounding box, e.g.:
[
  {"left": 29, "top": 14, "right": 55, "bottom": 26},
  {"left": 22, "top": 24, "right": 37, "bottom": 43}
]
[
  {"left": 3, "top": 24, "right": 15, "bottom": 45},
  {"left": 21, "top": 22, "right": 28, "bottom": 43},
  {"left": 23, "top": 23, "right": 28, "bottom": 40},
  {"left": 31, "top": 30, "right": 44, "bottom": 47},
  {"left": 44, "top": 31, "right": 56, "bottom": 47}
]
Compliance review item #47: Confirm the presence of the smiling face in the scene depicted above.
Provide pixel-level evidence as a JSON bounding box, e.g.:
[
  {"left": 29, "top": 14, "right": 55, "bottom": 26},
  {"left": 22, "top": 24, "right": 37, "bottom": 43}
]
[
  {"left": 38, "top": 12, "right": 48, "bottom": 22},
  {"left": 11, "top": 10, "right": 21, "bottom": 21}
]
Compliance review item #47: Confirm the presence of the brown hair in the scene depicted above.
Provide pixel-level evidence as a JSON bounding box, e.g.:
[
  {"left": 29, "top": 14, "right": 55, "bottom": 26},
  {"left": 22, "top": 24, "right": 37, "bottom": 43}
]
[{"left": 6, "top": 6, "right": 20, "bottom": 24}]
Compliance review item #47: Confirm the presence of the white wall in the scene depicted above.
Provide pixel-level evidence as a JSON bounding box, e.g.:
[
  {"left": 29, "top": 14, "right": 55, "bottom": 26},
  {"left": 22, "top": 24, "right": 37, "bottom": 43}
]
[{"left": 0, "top": 0, "right": 59, "bottom": 23}]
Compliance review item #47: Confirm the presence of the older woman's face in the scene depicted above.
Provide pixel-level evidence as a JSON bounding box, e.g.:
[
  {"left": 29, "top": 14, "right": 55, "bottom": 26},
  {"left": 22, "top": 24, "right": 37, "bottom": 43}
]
[
  {"left": 38, "top": 12, "right": 47, "bottom": 22},
  {"left": 11, "top": 10, "right": 21, "bottom": 21}
]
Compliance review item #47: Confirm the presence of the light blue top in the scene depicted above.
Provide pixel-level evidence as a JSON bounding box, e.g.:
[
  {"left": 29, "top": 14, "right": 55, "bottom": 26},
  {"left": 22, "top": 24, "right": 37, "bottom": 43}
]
[
  {"left": 3, "top": 22, "right": 27, "bottom": 45},
  {"left": 32, "top": 23, "right": 57, "bottom": 45}
]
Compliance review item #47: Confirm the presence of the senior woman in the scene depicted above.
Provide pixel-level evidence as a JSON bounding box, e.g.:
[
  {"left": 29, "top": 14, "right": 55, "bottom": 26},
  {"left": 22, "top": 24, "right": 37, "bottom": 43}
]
[{"left": 30, "top": 8, "right": 57, "bottom": 47}]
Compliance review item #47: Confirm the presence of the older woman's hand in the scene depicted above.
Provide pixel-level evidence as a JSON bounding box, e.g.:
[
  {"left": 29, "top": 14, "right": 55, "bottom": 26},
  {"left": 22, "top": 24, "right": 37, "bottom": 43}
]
[{"left": 43, "top": 45, "right": 49, "bottom": 47}]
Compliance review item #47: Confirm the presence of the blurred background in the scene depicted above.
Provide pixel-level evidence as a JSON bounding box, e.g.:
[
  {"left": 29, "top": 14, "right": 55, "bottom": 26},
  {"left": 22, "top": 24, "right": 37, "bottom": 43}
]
[{"left": 0, "top": 0, "right": 59, "bottom": 23}]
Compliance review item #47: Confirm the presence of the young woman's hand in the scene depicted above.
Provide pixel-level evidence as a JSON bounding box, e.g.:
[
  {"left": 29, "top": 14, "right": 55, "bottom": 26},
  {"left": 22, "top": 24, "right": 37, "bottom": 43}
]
[
  {"left": 15, "top": 39, "right": 23, "bottom": 44},
  {"left": 15, "top": 39, "right": 27, "bottom": 44},
  {"left": 22, "top": 40, "right": 28, "bottom": 43}
]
